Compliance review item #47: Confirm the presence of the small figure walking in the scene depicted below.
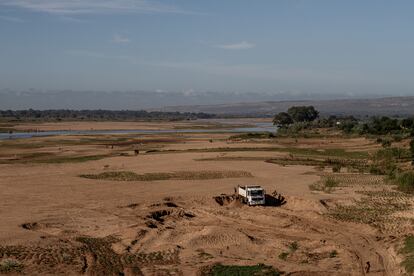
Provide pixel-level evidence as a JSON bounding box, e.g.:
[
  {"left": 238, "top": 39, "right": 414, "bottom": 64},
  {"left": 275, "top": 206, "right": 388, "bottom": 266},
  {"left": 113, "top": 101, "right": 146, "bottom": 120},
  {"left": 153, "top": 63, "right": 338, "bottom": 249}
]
[{"left": 365, "top": 261, "right": 370, "bottom": 273}]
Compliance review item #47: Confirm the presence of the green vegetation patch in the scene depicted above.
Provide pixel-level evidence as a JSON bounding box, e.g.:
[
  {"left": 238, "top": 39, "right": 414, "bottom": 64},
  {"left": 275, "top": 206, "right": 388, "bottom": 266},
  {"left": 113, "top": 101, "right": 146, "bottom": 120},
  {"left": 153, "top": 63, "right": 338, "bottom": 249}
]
[
  {"left": 309, "top": 177, "right": 340, "bottom": 193},
  {"left": 288, "top": 241, "right": 299, "bottom": 252},
  {"left": 278, "top": 252, "right": 289, "bottom": 261},
  {"left": 329, "top": 250, "right": 338, "bottom": 258},
  {"left": 278, "top": 241, "right": 299, "bottom": 262},
  {"left": 395, "top": 171, "right": 414, "bottom": 194},
  {"left": 36, "top": 155, "right": 109, "bottom": 164},
  {"left": 0, "top": 153, "right": 110, "bottom": 164},
  {"left": 152, "top": 146, "right": 369, "bottom": 159},
  {"left": 196, "top": 156, "right": 270, "bottom": 162},
  {"left": 283, "top": 147, "right": 369, "bottom": 159},
  {"left": 267, "top": 156, "right": 367, "bottom": 170},
  {"left": 80, "top": 170, "right": 253, "bottom": 181},
  {"left": 202, "top": 263, "right": 280, "bottom": 276},
  {"left": 369, "top": 147, "right": 412, "bottom": 177},
  {"left": 0, "top": 259, "right": 24, "bottom": 273},
  {"left": 400, "top": 236, "right": 414, "bottom": 273},
  {"left": 229, "top": 132, "right": 275, "bottom": 140}
]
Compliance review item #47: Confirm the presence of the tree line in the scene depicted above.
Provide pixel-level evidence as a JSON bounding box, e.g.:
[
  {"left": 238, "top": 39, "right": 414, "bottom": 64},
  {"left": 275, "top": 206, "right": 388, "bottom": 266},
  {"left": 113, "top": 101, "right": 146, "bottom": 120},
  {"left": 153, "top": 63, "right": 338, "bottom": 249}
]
[
  {"left": 273, "top": 105, "right": 414, "bottom": 136},
  {"left": 0, "top": 109, "right": 216, "bottom": 121},
  {"left": 272, "top": 106, "right": 414, "bottom": 192}
]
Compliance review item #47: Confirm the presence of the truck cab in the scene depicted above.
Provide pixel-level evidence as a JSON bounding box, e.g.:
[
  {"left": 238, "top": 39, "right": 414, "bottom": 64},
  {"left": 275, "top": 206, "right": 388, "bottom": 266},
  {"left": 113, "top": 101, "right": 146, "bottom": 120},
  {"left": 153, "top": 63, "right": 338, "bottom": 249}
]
[{"left": 236, "top": 185, "right": 266, "bottom": 206}]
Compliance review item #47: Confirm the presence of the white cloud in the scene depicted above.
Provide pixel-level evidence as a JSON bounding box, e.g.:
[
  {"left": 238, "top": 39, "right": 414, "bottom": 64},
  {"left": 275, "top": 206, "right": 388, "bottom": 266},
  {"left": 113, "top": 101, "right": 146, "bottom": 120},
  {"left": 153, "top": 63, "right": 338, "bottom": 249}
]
[
  {"left": 215, "top": 41, "right": 256, "bottom": 50},
  {"left": 112, "top": 34, "right": 130, "bottom": 44},
  {"left": 0, "top": 0, "right": 189, "bottom": 14},
  {"left": 0, "top": 15, "right": 24, "bottom": 22}
]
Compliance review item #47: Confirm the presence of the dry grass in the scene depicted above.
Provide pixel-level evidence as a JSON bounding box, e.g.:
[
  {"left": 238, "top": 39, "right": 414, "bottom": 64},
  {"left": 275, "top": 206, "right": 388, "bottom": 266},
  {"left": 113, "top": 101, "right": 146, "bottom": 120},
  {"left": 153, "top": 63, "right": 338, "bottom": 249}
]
[
  {"left": 309, "top": 177, "right": 339, "bottom": 193},
  {"left": 318, "top": 173, "right": 385, "bottom": 187},
  {"left": 0, "top": 235, "right": 177, "bottom": 275},
  {"left": 148, "top": 147, "right": 369, "bottom": 159},
  {"left": 329, "top": 188, "right": 413, "bottom": 232},
  {"left": 329, "top": 195, "right": 410, "bottom": 226},
  {"left": 309, "top": 173, "right": 385, "bottom": 192},
  {"left": 80, "top": 170, "right": 253, "bottom": 181},
  {"left": 312, "top": 173, "right": 414, "bottom": 233},
  {"left": 195, "top": 156, "right": 270, "bottom": 162}
]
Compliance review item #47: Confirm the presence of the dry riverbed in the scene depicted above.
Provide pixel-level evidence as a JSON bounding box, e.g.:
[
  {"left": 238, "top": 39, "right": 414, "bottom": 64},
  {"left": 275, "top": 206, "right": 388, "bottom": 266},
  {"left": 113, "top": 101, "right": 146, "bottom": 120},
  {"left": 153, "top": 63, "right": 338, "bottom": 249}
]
[{"left": 0, "top": 121, "right": 412, "bottom": 275}]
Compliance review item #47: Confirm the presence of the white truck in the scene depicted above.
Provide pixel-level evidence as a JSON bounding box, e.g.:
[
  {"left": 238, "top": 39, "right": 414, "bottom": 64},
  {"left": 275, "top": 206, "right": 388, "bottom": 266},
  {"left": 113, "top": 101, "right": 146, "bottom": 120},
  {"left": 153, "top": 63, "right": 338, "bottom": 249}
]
[{"left": 235, "top": 185, "right": 266, "bottom": 206}]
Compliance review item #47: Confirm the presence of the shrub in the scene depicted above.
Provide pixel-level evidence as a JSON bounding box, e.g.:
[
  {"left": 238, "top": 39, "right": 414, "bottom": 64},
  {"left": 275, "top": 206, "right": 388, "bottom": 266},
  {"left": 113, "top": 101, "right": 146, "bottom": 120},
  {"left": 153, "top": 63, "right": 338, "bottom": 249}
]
[
  {"left": 393, "top": 135, "right": 403, "bottom": 142},
  {"left": 395, "top": 171, "right": 414, "bottom": 194},
  {"left": 324, "top": 177, "right": 339, "bottom": 191},
  {"left": 399, "top": 235, "right": 414, "bottom": 273},
  {"left": 370, "top": 148, "right": 402, "bottom": 177},
  {"left": 332, "top": 164, "right": 342, "bottom": 173},
  {"left": 278, "top": 252, "right": 289, "bottom": 261},
  {"left": 0, "top": 259, "right": 24, "bottom": 273},
  {"left": 309, "top": 177, "right": 339, "bottom": 193},
  {"left": 381, "top": 139, "right": 392, "bottom": 148},
  {"left": 288, "top": 241, "right": 299, "bottom": 252}
]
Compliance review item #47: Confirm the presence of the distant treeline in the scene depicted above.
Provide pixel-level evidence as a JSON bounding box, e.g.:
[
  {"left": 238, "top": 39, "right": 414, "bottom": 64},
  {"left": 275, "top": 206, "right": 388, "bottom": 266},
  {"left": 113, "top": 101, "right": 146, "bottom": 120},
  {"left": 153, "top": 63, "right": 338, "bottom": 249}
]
[
  {"left": 0, "top": 109, "right": 216, "bottom": 121},
  {"left": 273, "top": 105, "right": 414, "bottom": 136}
]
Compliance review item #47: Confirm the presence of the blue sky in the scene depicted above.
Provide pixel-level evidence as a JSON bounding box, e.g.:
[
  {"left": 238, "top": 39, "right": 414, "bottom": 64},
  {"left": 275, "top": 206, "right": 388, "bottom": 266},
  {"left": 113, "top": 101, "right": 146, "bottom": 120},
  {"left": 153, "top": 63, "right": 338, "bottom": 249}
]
[{"left": 1, "top": 0, "right": 414, "bottom": 96}]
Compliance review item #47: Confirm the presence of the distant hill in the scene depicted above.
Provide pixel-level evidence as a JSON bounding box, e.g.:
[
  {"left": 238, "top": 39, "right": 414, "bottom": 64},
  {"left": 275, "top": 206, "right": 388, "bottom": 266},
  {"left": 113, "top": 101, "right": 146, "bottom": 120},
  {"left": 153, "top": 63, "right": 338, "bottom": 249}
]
[
  {"left": 1, "top": 90, "right": 413, "bottom": 117},
  {"left": 156, "top": 96, "right": 414, "bottom": 117}
]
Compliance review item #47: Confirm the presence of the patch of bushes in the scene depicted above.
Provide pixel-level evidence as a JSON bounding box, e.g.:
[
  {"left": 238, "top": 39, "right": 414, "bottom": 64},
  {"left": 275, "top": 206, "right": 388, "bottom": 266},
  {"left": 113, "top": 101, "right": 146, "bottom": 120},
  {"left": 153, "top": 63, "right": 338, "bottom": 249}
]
[
  {"left": 150, "top": 146, "right": 369, "bottom": 159},
  {"left": 395, "top": 171, "right": 414, "bottom": 194},
  {"left": 278, "top": 241, "right": 299, "bottom": 262},
  {"left": 202, "top": 263, "right": 280, "bottom": 276},
  {"left": 309, "top": 177, "right": 339, "bottom": 193},
  {"left": 288, "top": 241, "right": 299, "bottom": 252},
  {"left": 381, "top": 139, "right": 392, "bottom": 148},
  {"left": 329, "top": 250, "right": 338, "bottom": 258},
  {"left": 332, "top": 163, "right": 342, "bottom": 173},
  {"left": 80, "top": 170, "right": 253, "bottom": 181},
  {"left": 278, "top": 252, "right": 289, "bottom": 261},
  {"left": 229, "top": 132, "right": 275, "bottom": 140},
  {"left": 369, "top": 147, "right": 410, "bottom": 178},
  {"left": 0, "top": 153, "right": 110, "bottom": 164},
  {"left": 393, "top": 135, "right": 404, "bottom": 142},
  {"left": 399, "top": 236, "right": 414, "bottom": 273},
  {"left": 410, "top": 139, "right": 414, "bottom": 162},
  {"left": 0, "top": 259, "right": 24, "bottom": 273}
]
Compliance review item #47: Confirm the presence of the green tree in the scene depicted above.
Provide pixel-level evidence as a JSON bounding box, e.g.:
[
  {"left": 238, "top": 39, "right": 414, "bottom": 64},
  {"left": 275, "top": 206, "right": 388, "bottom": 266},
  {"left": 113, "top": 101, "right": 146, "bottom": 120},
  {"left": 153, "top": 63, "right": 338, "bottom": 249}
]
[
  {"left": 287, "top": 106, "right": 319, "bottom": 122},
  {"left": 402, "top": 118, "right": 414, "bottom": 129},
  {"left": 273, "top": 112, "right": 293, "bottom": 127}
]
